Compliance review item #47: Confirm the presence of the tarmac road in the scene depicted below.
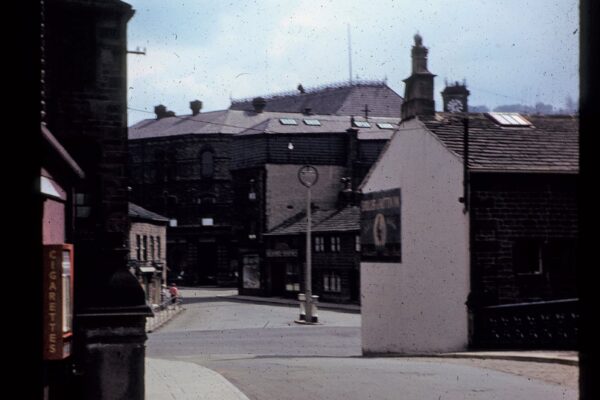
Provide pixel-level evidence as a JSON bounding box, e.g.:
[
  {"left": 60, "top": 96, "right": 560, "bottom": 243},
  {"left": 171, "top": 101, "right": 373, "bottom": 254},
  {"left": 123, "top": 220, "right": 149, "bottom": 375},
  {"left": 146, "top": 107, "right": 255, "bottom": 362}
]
[{"left": 146, "top": 287, "right": 578, "bottom": 400}]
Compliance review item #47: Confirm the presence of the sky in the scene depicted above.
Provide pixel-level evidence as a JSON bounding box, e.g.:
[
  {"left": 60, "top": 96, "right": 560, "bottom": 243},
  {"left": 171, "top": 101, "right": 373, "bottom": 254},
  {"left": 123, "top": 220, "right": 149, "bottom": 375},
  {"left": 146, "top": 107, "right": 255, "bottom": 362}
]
[{"left": 126, "top": 0, "right": 579, "bottom": 125}]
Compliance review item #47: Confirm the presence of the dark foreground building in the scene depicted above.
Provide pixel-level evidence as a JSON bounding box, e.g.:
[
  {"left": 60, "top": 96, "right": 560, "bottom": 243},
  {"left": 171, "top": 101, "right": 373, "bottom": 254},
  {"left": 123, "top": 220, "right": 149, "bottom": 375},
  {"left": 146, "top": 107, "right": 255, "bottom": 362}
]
[{"left": 41, "top": 1, "right": 150, "bottom": 399}]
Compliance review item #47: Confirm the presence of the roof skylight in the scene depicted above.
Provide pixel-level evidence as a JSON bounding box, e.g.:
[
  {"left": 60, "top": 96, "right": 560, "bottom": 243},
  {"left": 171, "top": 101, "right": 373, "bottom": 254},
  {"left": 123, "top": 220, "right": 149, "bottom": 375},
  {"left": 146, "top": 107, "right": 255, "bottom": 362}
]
[
  {"left": 488, "top": 112, "right": 531, "bottom": 127},
  {"left": 279, "top": 118, "right": 298, "bottom": 126},
  {"left": 353, "top": 121, "right": 371, "bottom": 128},
  {"left": 303, "top": 119, "right": 321, "bottom": 126},
  {"left": 376, "top": 123, "right": 395, "bottom": 129}
]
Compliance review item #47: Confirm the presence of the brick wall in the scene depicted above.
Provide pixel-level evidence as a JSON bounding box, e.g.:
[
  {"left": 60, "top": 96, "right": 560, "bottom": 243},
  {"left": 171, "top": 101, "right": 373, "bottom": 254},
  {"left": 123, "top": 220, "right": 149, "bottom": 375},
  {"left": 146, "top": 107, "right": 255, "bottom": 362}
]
[{"left": 470, "top": 173, "right": 577, "bottom": 305}]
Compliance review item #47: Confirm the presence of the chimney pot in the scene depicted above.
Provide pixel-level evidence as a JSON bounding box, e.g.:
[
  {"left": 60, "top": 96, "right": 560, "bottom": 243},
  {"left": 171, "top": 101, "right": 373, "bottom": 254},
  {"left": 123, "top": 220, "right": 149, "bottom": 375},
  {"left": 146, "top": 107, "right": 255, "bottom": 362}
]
[
  {"left": 252, "top": 97, "right": 267, "bottom": 113},
  {"left": 154, "top": 104, "right": 168, "bottom": 119},
  {"left": 190, "top": 100, "right": 203, "bottom": 116}
]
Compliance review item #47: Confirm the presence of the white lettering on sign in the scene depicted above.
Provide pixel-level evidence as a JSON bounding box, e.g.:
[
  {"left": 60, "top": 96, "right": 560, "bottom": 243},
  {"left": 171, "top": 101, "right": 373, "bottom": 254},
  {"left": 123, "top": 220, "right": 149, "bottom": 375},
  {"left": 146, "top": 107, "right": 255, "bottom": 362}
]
[{"left": 361, "top": 196, "right": 400, "bottom": 212}]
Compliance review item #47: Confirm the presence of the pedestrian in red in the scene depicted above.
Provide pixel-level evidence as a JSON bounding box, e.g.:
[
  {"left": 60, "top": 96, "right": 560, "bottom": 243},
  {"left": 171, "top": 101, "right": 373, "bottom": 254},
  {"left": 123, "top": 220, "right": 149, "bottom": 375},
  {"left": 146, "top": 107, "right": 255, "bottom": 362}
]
[{"left": 169, "top": 283, "right": 180, "bottom": 304}]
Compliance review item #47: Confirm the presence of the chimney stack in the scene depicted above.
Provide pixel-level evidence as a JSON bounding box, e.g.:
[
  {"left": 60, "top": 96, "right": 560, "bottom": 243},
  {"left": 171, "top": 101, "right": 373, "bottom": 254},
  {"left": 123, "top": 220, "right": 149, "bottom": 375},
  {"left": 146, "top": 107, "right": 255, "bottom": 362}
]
[
  {"left": 401, "top": 33, "right": 436, "bottom": 120},
  {"left": 154, "top": 104, "right": 169, "bottom": 119},
  {"left": 190, "top": 100, "right": 203, "bottom": 116},
  {"left": 252, "top": 97, "right": 267, "bottom": 113}
]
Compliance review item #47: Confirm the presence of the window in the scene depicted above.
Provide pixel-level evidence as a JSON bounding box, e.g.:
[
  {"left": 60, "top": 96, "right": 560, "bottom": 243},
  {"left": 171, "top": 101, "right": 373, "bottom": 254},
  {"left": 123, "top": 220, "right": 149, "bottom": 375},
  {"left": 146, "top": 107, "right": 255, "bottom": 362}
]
[
  {"left": 285, "top": 263, "right": 301, "bottom": 291},
  {"left": 323, "top": 272, "right": 341, "bottom": 293},
  {"left": 157, "top": 236, "right": 161, "bottom": 259},
  {"left": 487, "top": 112, "right": 531, "bottom": 127},
  {"left": 376, "top": 122, "right": 395, "bottom": 129},
  {"left": 75, "top": 192, "right": 91, "bottom": 218},
  {"left": 136, "top": 235, "right": 141, "bottom": 260},
  {"left": 142, "top": 235, "right": 148, "bottom": 261},
  {"left": 314, "top": 236, "right": 325, "bottom": 252},
  {"left": 202, "top": 218, "right": 214, "bottom": 226},
  {"left": 353, "top": 120, "right": 371, "bottom": 128},
  {"left": 201, "top": 150, "right": 214, "bottom": 178},
  {"left": 355, "top": 235, "right": 361, "bottom": 252},
  {"left": 303, "top": 119, "right": 321, "bottom": 126},
  {"left": 513, "top": 240, "right": 543, "bottom": 275},
  {"left": 150, "top": 236, "right": 155, "bottom": 261},
  {"left": 331, "top": 236, "right": 341, "bottom": 252}
]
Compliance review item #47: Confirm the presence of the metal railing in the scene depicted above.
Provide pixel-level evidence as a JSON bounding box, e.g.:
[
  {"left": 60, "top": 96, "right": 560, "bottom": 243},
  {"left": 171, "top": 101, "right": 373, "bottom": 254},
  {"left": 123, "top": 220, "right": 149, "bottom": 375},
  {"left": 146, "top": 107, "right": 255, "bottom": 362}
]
[
  {"left": 473, "top": 298, "right": 578, "bottom": 349},
  {"left": 145, "top": 296, "right": 183, "bottom": 332}
]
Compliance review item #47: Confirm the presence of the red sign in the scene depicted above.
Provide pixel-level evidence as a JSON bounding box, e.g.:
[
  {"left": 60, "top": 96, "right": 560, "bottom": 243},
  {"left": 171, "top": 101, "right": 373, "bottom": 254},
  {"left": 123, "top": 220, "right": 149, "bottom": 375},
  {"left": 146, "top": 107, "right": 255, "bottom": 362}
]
[{"left": 43, "top": 244, "right": 74, "bottom": 360}]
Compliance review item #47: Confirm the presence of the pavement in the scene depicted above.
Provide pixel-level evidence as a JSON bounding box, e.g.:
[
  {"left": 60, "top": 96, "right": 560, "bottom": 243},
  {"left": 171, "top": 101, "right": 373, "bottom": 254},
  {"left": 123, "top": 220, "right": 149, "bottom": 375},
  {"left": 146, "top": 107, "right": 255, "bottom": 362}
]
[{"left": 145, "top": 289, "right": 578, "bottom": 400}]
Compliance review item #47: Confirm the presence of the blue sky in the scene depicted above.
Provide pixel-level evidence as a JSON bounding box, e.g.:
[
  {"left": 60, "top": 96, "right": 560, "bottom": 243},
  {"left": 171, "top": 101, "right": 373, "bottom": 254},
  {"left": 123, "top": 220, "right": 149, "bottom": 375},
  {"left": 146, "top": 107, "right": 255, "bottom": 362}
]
[{"left": 126, "top": 0, "right": 579, "bottom": 124}]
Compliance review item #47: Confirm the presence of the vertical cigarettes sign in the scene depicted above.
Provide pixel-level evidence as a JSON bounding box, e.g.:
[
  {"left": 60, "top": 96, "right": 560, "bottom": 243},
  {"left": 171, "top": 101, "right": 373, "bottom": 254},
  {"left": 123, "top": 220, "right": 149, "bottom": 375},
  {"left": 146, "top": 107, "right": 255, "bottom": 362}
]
[{"left": 43, "top": 244, "right": 74, "bottom": 360}]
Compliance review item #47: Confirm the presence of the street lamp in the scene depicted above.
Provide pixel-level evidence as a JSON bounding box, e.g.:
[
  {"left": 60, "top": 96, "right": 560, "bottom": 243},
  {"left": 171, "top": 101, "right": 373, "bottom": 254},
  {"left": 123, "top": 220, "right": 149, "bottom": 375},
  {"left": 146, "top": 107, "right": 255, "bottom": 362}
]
[{"left": 297, "top": 165, "right": 319, "bottom": 324}]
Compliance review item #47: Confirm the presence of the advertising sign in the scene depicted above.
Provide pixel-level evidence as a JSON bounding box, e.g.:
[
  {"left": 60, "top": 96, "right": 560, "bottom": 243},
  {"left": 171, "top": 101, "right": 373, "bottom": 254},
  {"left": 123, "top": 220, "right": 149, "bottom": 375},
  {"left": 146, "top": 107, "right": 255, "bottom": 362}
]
[
  {"left": 43, "top": 244, "right": 74, "bottom": 360},
  {"left": 360, "top": 189, "right": 401, "bottom": 262},
  {"left": 242, "top": 254, "right": 261, "bottom": 289}
]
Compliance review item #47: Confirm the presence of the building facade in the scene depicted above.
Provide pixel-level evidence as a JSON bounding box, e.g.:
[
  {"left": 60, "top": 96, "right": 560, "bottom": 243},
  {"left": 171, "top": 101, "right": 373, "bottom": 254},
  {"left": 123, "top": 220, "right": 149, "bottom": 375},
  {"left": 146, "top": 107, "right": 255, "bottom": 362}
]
[
  {"left": 128, "top": 81, "right": 403, "bottom": 292},
  {"left": 128, "top": 203, "right": 168, "bottom": 305},
  {"left": 360, "top": 35, "right": 578, "bottom": 354},
  {"left": 42, "top": 1, "right": 150, "bottom": 399},
  {"left": 264, "top": 206, "right": 361, "bottom": 303}
]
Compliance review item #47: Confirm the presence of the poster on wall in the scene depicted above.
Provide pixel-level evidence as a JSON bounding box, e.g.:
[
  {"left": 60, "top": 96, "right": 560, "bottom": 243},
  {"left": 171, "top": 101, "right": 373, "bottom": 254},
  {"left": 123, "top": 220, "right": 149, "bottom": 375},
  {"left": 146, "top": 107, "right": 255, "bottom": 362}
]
[
  {"left": 360, "top": 188, "right": 401, "bottom": 262},
  {"left": 242, "top": 254, "right": 261, "bottom": 289}
]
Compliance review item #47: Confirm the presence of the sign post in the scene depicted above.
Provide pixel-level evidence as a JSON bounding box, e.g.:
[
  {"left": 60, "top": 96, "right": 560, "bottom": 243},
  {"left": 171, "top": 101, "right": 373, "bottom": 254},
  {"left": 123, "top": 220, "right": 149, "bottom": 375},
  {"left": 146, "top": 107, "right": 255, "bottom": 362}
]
[{"left": 297, "top": 165, "right": 319, "bottom": 323}]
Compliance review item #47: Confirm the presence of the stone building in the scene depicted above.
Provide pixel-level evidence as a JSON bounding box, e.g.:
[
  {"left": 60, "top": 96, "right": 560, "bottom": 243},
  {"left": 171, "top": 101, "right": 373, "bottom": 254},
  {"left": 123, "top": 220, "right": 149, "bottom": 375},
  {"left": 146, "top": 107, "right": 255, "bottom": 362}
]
[
  {"left": 360, "top": 35, "right": 578, "bottom": 354},
  {"left": 42, "top": 1, "right": 150, "bottom": 399},
  {"left": 128, "top": 81, "right": 403, "bottom": 290},
  {"left": 128, "top": 203, "right": 168, "bottom": 305},
  {"left": 264, "top": 206, "right": 361, "bottom": 303}
]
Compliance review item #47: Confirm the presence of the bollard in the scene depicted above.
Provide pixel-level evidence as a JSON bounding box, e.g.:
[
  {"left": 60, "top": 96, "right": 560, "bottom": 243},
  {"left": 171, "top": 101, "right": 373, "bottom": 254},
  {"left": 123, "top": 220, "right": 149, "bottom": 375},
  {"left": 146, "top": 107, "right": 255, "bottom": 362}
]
[{"left": 298, "top": 293, "right": 319, "bottom": 323}]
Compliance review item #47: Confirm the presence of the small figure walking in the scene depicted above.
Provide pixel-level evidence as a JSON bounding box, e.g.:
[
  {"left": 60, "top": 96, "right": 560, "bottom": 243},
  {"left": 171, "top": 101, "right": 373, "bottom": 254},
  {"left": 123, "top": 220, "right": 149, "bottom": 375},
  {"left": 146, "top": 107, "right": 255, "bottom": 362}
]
[
  {"left": 161, "top": 284, "right": 169, "bottom": 304},
  {"left": 169, "top": 283, "right": 180, "bottom": 304}
]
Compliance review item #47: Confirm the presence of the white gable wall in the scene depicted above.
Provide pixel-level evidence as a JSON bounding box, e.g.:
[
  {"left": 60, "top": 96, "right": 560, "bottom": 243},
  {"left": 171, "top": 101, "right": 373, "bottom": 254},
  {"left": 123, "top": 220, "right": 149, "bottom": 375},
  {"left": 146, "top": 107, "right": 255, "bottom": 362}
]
[{"left": 361, "top": 118, "right": 469, "bottom": 354}]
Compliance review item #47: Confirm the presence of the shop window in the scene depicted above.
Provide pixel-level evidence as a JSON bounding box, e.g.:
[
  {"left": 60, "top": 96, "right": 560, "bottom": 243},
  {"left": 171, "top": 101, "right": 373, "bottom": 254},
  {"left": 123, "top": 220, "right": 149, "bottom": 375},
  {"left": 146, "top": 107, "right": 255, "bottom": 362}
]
[
  {"left": 324, "top": 272, "right": 341, "bottom": 293},
  {"left": 285, "top": 263, "right": 301, "bottom": 292}
]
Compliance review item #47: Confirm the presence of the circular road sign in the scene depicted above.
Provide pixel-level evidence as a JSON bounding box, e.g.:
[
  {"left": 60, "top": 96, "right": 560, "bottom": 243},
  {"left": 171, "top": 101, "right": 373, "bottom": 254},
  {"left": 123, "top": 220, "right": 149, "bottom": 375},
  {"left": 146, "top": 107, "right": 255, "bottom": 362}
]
[{"left": 298, "top": 165, "right": 319, "bottom": 188}]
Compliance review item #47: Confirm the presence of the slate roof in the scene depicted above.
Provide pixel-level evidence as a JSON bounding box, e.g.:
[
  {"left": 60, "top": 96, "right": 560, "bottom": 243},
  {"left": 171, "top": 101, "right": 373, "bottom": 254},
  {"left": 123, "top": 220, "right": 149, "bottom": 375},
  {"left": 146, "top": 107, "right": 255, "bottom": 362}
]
[
  {"left": 129, "top": 110, "right": 398, "bottom": 140},
  {"left": 128, "top": 202, "right": 169, "bottom": 223},
  {"left": 265, "top": 206, "right": 360, "bottom": 236},
  {"left": 229, "top": 81, "right": 403, "bottom": 118},
  {"left": 420, "top": 113, "right": 579, "bottom": 173}
]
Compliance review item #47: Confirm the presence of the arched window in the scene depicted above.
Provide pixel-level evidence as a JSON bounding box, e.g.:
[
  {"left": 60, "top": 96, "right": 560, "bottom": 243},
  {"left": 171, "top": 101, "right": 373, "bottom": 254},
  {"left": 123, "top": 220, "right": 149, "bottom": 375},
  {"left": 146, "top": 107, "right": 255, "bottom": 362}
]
[{"left": 201, "top": 150, "right": 214, "bottom": 178}]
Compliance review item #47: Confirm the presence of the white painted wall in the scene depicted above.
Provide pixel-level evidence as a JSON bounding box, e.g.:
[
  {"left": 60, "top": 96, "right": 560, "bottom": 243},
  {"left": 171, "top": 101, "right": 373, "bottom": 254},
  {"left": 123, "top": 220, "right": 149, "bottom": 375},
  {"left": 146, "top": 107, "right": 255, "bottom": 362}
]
[
  {"left": 265, "top": 164, "right": 345, "bottom": 230},
  {"left": 360, "top": 118, "right": 470, "bottom": 354}
]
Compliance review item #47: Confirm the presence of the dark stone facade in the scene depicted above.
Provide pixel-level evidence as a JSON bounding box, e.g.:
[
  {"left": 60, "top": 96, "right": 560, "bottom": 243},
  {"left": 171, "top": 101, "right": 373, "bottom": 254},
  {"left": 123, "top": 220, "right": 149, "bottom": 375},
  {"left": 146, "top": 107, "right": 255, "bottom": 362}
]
[
  {"left": 469, "top": 173, "right": 578, "bottom": 307},
  {"left": 264, "top": 231, "right": 360, "bottom": 303},
  {"left": 129, "top": 134, "right": 237, "bottom": 285},
  {"left": 43, "top": 1, "right": 150, "bottom": 399}
]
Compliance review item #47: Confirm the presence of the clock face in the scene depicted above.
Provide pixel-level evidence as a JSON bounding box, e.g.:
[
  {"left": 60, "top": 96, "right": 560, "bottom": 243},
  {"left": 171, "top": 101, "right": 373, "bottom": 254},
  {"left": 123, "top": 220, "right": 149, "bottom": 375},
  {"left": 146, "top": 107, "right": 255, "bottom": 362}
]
[{"left": 447, "top": 98, "right": 463, "bottom": 113}]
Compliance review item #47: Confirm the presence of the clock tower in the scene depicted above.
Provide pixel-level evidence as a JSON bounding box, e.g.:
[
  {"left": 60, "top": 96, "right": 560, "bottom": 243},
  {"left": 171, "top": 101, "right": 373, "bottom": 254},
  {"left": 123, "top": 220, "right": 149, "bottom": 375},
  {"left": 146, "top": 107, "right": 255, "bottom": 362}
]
[{"left": 441, "top": 80, "right": 470, "bottom": 113}]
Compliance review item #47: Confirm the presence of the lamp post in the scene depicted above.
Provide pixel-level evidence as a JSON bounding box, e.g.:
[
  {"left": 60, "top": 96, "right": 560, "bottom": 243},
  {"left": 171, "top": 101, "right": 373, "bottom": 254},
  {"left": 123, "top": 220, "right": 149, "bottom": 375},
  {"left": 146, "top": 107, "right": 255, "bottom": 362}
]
[{"left": 298, "top": 165, "right": 319, "bottom": 323}]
